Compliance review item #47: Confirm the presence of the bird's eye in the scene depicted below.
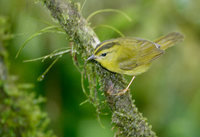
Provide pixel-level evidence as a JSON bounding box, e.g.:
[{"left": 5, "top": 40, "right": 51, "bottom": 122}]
[{"left": 101, "top": 53, "right": 107, "bottom": 57}]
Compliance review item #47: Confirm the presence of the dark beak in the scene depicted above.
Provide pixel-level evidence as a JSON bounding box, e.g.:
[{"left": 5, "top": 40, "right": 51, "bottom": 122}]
[{"left": 86, "top": 54, "right": 96, "bottom": 62}]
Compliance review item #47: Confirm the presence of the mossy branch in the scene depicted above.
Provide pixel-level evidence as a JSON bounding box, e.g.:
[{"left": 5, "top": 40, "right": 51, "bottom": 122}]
[{"left": 39, "top": 0, "right": 156, "bottom": 136}]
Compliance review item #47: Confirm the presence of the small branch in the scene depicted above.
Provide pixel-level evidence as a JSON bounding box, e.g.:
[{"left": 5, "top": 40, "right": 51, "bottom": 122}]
[
  {"left": 40, "top": 0, "right": 156, "bottom": 136},
  {"left": 0, "top": 46, "right": 7, "bottom": 81}
]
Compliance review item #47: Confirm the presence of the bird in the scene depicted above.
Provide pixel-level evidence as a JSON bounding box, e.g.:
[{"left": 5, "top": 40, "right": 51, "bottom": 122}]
[{"left": 87, "top": 32, "right": 184, "bottom": 95}]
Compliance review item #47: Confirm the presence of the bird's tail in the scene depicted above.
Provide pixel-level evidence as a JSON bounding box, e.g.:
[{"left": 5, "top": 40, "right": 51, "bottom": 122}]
[{"left": 154, "top": 32, "right": 184, "bottom": 50}]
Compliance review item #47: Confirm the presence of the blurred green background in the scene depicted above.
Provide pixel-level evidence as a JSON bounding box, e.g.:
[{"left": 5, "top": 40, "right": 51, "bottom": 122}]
[{"left": 0, "top": 0, "right": 200, "bottom": 137}]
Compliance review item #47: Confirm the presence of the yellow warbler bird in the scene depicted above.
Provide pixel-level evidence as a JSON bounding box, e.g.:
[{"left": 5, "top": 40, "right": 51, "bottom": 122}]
[{"left": 87, "top": 32, "right": 184, "bottom": 95}]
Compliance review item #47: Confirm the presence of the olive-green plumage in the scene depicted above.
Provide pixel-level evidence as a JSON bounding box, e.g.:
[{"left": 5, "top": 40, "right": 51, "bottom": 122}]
[{"left": 88, "top": 32, "right": 184, "bottom": 76}]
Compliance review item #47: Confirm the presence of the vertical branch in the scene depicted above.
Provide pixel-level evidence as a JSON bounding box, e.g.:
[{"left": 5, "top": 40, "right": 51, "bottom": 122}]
[{"left": 39, "top": 0, "right": 156, "bottom": 136}]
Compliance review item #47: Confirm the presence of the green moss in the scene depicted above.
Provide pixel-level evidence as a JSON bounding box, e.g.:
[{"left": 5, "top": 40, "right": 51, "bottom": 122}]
[{"left": 0, "top": 83, "right": 56, "bottom": 137}]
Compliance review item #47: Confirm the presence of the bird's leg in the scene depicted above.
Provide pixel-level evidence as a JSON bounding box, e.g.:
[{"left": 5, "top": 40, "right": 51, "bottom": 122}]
[
  {"left": 115, "top": 76, "right": 136, "bottom": 96},
  {"left": 125, "top": 75, "right": 136, "bottom": 92},
  {"left": 106, "top": 81, "right": 115, "bottom": 95}
]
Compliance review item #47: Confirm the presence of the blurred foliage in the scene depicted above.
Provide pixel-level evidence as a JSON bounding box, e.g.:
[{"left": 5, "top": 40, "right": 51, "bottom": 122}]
[
  {"left": 0, "top": 16, "right": 56, "bottom": 137},
  {"left": 0, "top": 0, "right": 200, "bottom": 137}
]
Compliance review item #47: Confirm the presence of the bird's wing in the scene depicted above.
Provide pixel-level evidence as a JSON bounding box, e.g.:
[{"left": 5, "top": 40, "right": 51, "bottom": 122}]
[{"left": 117, "top": 38, "right": 164, "bottom": 70}]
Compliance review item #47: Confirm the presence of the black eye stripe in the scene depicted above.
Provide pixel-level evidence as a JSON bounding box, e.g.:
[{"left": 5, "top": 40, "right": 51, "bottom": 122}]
[{"left": 101, "top": 53, "right": 107, "bottom": 56}]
